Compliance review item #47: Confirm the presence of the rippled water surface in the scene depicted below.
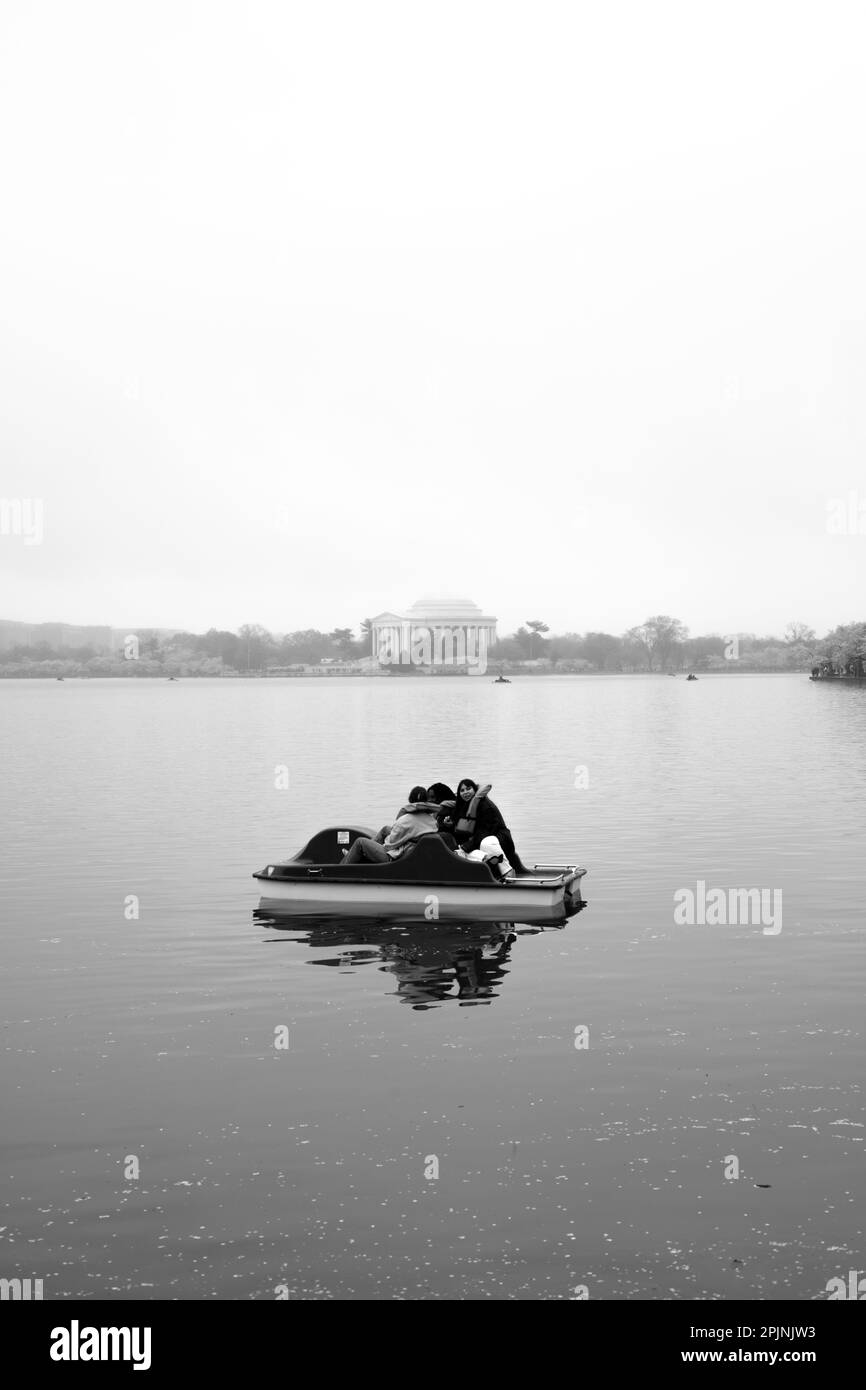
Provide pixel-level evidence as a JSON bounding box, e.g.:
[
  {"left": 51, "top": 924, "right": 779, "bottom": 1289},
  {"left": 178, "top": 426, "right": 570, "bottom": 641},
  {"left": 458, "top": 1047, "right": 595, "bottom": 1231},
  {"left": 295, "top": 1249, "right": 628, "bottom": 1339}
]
[{"left": 1, "top": 674, "right": 864, "bottom": 1299}]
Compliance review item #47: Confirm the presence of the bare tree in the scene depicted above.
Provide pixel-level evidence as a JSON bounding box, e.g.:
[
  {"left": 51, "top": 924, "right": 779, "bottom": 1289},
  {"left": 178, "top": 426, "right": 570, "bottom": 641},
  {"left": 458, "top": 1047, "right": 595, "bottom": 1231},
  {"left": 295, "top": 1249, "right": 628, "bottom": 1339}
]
[
  {"left": 784, "top": 621, "right": 816, "bottom": 647},
  {"left": 626, "top": 616, "right": 689, "bottom": 671}
]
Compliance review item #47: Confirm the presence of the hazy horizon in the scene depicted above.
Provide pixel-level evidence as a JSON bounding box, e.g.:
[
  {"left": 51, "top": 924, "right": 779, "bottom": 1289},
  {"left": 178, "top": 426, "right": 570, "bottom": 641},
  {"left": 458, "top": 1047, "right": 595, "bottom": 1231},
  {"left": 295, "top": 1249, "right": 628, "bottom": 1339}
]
[
  {"left": 2, "top": 2, "right": 866, "bottom": 637},
  {"left": 0, "top": 602, "right": 848, "bottom": 643}
]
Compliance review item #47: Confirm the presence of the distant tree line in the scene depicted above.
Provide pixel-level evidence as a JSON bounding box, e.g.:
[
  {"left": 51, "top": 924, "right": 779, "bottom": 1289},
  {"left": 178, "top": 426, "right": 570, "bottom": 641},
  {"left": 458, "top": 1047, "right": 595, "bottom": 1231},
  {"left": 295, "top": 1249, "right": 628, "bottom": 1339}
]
[
  {"left": 490, "top": 615, "right": 831, "bottom": 672},
  {"left": 0, "top": 622, "right": 373, "bottom": 677},
  {"left": 1, "top": 614, "right": 864, "bottom": 677}
]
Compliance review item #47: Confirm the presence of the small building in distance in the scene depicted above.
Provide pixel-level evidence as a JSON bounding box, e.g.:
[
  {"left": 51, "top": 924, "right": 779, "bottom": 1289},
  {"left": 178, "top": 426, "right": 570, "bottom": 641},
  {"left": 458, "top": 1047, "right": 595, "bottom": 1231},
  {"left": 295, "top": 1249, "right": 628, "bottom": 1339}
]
[{"left": 371, "top": 596, "right": 497, "bottom": 670}]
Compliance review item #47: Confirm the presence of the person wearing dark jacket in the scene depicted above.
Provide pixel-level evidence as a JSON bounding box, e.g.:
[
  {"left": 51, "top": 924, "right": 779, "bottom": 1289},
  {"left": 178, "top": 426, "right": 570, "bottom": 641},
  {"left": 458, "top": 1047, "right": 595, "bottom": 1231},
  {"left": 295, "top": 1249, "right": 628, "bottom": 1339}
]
[
  {"left": 425, "top": 783, "right": 458, "bottom": 842},
  {"left": 450, "top": 778, "right": 531, "bottom": 875}
]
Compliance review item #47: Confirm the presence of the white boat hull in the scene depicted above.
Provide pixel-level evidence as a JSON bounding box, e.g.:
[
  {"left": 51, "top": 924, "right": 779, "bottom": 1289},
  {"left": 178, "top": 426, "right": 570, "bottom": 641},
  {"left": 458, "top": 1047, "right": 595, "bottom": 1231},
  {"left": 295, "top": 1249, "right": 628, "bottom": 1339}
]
[{"left": 257, "top": 870, "right": 585, "bottom": 923}]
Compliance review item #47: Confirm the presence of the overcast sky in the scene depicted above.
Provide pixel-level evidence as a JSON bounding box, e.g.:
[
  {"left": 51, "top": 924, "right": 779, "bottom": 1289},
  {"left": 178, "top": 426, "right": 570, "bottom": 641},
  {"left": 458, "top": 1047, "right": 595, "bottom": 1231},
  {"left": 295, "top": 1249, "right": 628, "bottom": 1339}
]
[{"left": 1, "top": 0, "right": 865, "bottom": 639}]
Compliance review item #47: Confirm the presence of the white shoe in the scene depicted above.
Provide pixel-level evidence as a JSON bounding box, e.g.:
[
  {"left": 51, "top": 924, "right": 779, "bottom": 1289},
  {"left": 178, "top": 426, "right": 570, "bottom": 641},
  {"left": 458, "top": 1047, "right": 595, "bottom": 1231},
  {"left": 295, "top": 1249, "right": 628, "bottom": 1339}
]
[{"left": 483, "top": 852, "right": 513, "bottom": 880}]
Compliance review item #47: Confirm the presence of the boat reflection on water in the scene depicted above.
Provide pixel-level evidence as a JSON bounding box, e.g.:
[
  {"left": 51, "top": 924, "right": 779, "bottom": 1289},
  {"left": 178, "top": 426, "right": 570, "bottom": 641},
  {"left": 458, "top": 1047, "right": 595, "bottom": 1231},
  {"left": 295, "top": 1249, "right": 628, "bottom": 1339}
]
[{"left": 255, "top": 905, "right": 586, "bottom": 1010}]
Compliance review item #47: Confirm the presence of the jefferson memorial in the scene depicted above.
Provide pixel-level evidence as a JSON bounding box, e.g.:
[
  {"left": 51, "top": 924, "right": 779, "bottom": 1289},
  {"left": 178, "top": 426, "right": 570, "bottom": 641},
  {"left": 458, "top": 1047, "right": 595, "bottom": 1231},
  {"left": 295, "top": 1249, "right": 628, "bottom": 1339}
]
[{"left": 371, "top": 597, "right": 498, "bottom": 668}]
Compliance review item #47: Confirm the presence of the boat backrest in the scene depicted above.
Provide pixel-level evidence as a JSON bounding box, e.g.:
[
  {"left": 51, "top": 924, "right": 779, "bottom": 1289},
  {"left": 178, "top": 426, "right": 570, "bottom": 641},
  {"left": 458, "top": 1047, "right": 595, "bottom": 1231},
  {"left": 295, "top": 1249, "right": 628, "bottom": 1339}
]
[
  {"left": 286, "top": 829, "right": 500, "bottom": 882},
  {"left": 291, "top": 826, "right": 375, "bottom": 864},
  {"left": 361, "top": 833, "right": 498, "bottom": 883}
]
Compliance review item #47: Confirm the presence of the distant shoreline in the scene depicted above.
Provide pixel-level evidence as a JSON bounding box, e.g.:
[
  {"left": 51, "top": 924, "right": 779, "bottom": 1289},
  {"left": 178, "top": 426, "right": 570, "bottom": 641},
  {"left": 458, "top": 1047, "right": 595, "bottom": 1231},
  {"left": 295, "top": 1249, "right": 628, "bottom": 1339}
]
[{"left": 0, "top": 668, "right": 813, "bottom": 681}]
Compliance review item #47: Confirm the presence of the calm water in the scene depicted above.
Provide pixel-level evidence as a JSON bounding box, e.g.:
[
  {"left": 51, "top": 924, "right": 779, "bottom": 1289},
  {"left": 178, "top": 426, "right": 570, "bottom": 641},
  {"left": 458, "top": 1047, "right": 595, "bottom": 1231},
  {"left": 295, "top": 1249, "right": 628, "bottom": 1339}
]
[{"left": 1, "top": 674, "right": 864, "bottom": 1300}]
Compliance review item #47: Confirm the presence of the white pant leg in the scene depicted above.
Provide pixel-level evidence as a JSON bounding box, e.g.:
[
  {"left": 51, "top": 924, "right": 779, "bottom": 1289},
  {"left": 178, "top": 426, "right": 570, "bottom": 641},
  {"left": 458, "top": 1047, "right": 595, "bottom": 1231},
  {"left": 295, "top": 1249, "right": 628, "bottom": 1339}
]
[{"left": 474, "top": 835, "right": 512, "bottom": 875}]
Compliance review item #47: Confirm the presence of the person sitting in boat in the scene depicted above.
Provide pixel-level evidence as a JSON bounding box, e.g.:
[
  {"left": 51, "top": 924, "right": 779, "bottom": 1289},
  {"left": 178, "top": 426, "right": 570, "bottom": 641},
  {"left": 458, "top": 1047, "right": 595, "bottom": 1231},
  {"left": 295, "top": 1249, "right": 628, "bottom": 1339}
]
[
  {"left": 342, "top": 786, "right": 441, "bottom": 864},
  {"left": 367, "top": 782, "right": 442, "bottom": 845},
  {"left": 435, "top": 780, "right": 489, "bottom": 838},
  {"left": 450, "top": 778, "right": 530, "bottom": 875},
  {"left": 427, "top": 781, "right": 456, "bottom": 808},
  {"left": 427, "top": 778, "right": 513, "bottom": 878},
  {"left": 368, "top": 784, "right": 456, "bottom": 846},
  {"left": 425, "top": 783, "right": 459, "bottom": 846}
]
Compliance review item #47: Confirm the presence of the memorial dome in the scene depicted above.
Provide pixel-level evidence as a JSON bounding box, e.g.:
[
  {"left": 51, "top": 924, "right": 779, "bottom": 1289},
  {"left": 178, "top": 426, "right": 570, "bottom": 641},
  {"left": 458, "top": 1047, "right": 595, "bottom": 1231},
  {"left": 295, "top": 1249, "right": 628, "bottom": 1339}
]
[{"left": 406, "top": 596, "right": 487, "bottom": 622}]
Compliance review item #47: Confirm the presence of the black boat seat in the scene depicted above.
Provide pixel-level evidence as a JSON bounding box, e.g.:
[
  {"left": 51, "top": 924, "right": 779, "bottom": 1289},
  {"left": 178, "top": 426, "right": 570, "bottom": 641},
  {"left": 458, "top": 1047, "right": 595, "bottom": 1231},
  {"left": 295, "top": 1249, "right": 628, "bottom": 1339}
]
[
  {"left": 276, "top": 831, "right": 500, "bottom": 884},
  {"left": 346, "top": 834, "right": 499, "bottom": 883}
]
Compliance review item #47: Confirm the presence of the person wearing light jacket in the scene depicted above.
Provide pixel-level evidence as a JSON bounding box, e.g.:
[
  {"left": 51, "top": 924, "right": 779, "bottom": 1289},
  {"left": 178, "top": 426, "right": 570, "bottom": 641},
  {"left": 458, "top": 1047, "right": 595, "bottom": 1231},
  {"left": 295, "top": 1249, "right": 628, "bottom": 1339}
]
[{"left": 342, "top": 786, "right": 442, "bottom": 864}]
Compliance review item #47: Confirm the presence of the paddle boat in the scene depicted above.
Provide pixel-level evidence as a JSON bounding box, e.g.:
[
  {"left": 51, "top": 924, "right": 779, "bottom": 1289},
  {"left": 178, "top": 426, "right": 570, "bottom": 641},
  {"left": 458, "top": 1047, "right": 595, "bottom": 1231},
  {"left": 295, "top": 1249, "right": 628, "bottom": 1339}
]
[{"left": 253, "top": 827, "right": 587, "bottom": 924}]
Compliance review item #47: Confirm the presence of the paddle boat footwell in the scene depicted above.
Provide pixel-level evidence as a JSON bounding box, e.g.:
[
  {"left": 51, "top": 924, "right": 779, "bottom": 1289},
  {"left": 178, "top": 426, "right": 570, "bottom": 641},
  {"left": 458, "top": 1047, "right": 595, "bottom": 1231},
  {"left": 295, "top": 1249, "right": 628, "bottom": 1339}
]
[{"left": 253, "top": 827, "right": 587, "bottom": 924}]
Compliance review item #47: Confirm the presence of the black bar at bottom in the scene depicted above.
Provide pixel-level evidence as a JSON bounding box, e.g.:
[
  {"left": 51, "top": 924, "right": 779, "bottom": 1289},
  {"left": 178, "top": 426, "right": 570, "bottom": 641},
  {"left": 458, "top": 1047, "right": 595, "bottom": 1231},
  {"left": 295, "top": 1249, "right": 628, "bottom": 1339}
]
[{"left": 8, "top": 1298, "right": 860, "bottom": 1375}]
